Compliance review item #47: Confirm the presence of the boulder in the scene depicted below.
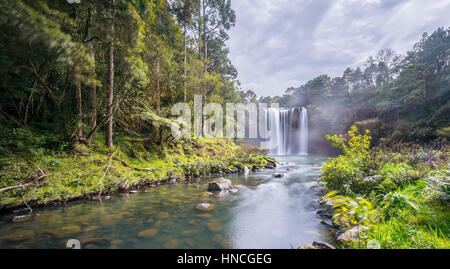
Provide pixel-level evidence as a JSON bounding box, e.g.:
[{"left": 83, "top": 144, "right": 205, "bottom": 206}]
[
  {"left": 228, "top": 186, "right": 241, "bottom": 194},
  {"left": 207, "top": 178, "right": 232, "bottom": 192},
  {"left": 298, "top": 243, "right": 316, "bottom": 249},
  {"left": 228, "top": 167, "right": 238, "bottom": 173},
  {"left": 337, "top": 226, "right": 364, "bottom": 242},
  {"left": 319, "top": 198, "right": 334, "bottom": 208},
  {"left": 273, "top": 174, "right": 285, "bottom": 178},
  {"left": 320, "top": 220, "right": 336, "bottom": 227},
  {"left": 316, "top": 209, "right": 333, "bottom": 219},
  {"left": 313, "top": 242, "right": 336, "bottom": 249}
]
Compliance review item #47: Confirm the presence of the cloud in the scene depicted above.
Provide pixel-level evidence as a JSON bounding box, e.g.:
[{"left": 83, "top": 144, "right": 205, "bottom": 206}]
[{"left": 227, "top": 0, "right": 450, "bottom": 97}]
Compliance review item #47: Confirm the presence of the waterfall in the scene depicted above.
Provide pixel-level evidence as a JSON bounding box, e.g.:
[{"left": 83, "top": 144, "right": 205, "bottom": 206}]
[
  {"left": 299, "top": 107, "right": 308, "bottom": 155},
  {"left": 266, "top": 107, "right": 308, "bottom": 156}
]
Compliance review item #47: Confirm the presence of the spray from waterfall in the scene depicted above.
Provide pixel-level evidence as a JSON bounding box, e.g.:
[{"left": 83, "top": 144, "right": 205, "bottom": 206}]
[{"left": 266, "top": 107, "right": 308, "bottom": 156}]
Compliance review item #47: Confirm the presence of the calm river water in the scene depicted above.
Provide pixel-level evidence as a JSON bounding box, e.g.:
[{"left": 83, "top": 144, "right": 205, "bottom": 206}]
[{"left": 0, "top": 155, "right": 332, "bottom": 249}]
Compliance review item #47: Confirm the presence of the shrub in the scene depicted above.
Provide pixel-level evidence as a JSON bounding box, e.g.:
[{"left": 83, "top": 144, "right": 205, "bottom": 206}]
[
  {"left": 321, "top": 126, "right": 372, "bottom": 194},
  {"left": 325, "top": 191, "right": 376, "bottom": 228}
]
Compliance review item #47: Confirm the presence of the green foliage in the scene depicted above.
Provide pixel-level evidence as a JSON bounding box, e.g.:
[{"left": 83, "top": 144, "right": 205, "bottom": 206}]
[
  {"left": 321, "top": 126, "right": 449, "bottom": 249},
  {"left": 321, "top": 126, "right": 371, "bottom": 194},
  {"left": 325, "top": 191, "right": 376, "bottom": 228}
]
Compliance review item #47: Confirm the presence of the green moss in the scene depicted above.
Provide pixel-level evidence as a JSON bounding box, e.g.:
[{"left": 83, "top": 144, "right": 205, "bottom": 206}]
[{"left": 0, "top": 132, "right": 273, "bottom": 210}]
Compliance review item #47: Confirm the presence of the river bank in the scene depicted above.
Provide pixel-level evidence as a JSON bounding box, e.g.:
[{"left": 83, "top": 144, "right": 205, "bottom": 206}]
[
  {"left": 0, "top": 129, "right": 276, "bottom": 214},
  {"left": 315, "top": 127, "right": 449, "bottom": 249}
]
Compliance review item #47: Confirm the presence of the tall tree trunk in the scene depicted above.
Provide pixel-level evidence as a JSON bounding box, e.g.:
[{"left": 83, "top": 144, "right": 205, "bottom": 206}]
[
  {"left": 202, "top": 0, "right": 208, "bottom": 81},
  {"left": 184, "top": 26, "right": 187, "bottom": 103},
  {"left": 106, "top": 0, "right": 115, "bottom": 149},
  {"left": 156, "top": 60, "right": 162, "bottom": 144},
  {"left": 75, "top": 64, "right": 83, "bottom": 139},
  {"left": 89, "top": 46, "right": 97, "bottom": 131},
  {"left": 156, "top": 60, "right": 161, "bottom": 116}
]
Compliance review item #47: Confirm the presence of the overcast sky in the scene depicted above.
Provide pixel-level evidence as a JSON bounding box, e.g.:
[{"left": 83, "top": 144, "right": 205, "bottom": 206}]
[{"left": 226, "top": 0, "right": 450, "bottom": 97}]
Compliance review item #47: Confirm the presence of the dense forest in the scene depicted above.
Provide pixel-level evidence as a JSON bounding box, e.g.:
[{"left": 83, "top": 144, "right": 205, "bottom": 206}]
[
  {"left": 0, "top": 0, "right": 278, "bottom": 211},
  {"left": 0, "top": 0, "right": 246, "bottom": 148}
]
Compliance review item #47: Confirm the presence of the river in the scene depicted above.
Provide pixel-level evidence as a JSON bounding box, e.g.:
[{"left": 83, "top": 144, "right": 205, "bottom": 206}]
[{"left": 0, "top": 155, "right": 331, "bottom": 249}]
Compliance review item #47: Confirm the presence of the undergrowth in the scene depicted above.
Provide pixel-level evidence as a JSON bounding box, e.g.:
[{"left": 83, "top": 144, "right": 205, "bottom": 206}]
[{"left": 320, "top": 126, "right": 449, "bottom": 249}]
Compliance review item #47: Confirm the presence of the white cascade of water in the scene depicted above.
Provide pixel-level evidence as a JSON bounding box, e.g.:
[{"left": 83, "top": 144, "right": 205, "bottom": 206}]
[
  {"left": 299, "top": 107, "right": 308, "bottom": 155},
  {"left": 266, "top": 107, "right": 308, "bottom": 156}
]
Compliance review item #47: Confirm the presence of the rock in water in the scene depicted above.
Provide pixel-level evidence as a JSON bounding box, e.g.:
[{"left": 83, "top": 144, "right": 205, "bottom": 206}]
[
  {"left": 313, "top": 242, "right": 336, "bottom": 249},
  {"left": 337, "top": 226, "right": 364, "bottom": 242},
  {"left": 12, "top": 215, "right": 32, "bottom": 223},
  {"left": 207, "top": 178, "right": 232, "bottom": 192},
  {"left": 195, "top": 203, "right": 215, "bottom": 211},
  {"left": 298, "top": 243, "right": 316, "bottom": 249},
  {"left": 273, "top": 174, "right": 285, "bottom": 178},
  {"left": 316, "top": 209, "right": 333, "bottom": 219}
]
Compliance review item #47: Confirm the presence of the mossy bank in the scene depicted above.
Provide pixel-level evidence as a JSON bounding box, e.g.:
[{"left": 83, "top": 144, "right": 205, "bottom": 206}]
[{"left": 0, "top": 128, "right": 276, "bottom": 214}]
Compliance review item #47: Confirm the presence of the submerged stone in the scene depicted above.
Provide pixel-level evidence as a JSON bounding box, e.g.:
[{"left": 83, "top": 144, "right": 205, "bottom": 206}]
[
  {"left": 164, "top": 239, "right": 180, "bottom": 249},
  {"left": 181, "top": 230, "right": 199, "bottom": 236},
  {"left": 138, "top": 229, "right": 158, "bottom": 238},
  {"left": 84, "top": 225, "right": 99, "bottom": 232},
  {"left": 157, "top": 212, "right": 170, "bottom": 219},
  {"left": 206, "top": 222, "right": 222, "bottom": 232},
  {"left": 1, "top": 230, "right": 35, "bottom": 242},
  {"left": 197, "top": 214, "right": 213, "bottom": 219},
  {"left": 48, "top": 225, "right": 81, "bottom": 238},
  {"left": 212, "top": 235, "right": 231, "bottom": 248},
  {"left": 81, "top": 237, "right": 110, "bottom": 245}
]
